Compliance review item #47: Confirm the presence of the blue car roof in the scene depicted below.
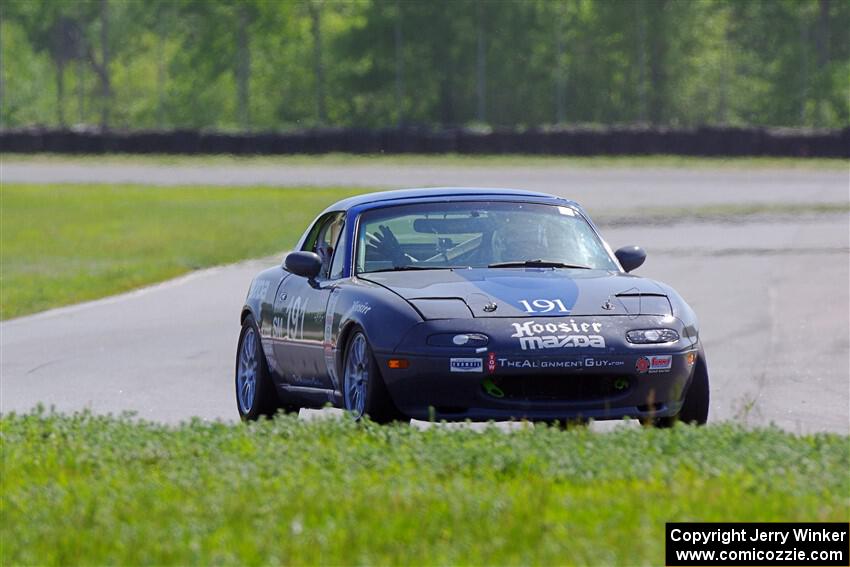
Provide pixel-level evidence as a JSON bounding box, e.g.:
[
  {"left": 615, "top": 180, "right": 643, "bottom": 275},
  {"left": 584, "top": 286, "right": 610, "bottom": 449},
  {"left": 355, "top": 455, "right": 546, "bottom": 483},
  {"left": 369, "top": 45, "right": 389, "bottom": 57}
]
[
  {"left": 324, "top": 187, "right": 575, "bottom": 214},
  {"left": 298, "top": 187, "right": 596, "bottom": 272}
]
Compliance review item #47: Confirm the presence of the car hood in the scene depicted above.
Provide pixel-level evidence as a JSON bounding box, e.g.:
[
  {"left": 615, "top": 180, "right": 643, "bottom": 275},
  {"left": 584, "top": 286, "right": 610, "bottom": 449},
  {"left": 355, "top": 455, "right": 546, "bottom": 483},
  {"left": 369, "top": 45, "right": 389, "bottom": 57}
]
[{"left": 360, "top": 268, "right": 672, "bottom": 319}]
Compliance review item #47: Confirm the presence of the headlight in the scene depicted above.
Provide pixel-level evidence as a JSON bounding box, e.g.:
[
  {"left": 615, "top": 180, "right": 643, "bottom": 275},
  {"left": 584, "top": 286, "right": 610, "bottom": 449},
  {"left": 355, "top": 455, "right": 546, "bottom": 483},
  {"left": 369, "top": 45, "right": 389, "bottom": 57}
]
[
  {"left": 427, "top": 333, "right": 489, "bottom": 347},
  {"left": 626, "top": 329, "right": 679, "bottom": 344}
]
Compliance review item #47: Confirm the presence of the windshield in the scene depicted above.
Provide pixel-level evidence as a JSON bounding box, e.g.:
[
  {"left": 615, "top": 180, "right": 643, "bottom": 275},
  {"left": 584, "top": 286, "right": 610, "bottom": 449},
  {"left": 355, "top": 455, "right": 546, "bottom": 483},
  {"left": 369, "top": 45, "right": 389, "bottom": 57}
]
[{"left": 355, "top": 201, "right": 618, "bottom": 274}]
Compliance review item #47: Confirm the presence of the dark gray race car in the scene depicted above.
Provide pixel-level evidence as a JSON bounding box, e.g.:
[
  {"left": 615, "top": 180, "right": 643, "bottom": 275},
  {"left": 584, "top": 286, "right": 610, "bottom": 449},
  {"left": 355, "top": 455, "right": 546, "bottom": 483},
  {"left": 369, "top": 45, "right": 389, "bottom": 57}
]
[{"left": 236, "top": 188, "right": 709, "bottom": 425}]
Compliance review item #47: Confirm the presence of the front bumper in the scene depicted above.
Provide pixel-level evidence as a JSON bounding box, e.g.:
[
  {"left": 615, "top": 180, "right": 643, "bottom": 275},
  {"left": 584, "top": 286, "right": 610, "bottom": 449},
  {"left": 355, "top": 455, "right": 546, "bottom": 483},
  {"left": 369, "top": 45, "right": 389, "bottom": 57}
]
[{"left": 377, "top": 317, "right": 698, "bottom": 421}]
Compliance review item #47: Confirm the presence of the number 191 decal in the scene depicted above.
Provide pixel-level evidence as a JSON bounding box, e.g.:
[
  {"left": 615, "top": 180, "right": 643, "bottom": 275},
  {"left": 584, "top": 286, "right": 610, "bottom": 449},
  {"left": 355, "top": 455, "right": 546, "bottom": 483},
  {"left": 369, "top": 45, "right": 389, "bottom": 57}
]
[{"left": 519, "top": 299, "right": 570, "bottom": 314}]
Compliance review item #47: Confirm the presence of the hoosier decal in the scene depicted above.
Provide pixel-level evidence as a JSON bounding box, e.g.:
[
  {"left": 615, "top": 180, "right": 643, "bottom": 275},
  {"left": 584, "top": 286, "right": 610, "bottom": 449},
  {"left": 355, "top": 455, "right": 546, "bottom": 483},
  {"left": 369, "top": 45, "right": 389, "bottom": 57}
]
[{"left": 510, "top": 320, "right": 605, "bottom": 351}]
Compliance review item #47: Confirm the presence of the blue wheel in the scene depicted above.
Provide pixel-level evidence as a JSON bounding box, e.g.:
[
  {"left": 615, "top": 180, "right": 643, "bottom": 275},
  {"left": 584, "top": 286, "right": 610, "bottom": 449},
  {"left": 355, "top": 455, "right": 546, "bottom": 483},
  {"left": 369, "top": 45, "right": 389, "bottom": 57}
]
[
  {"left": 235, "top": 315, "right": 281, "bottom": 420},
  {"left": 342, "top": 328, "right": 401, "bottom": 423}
]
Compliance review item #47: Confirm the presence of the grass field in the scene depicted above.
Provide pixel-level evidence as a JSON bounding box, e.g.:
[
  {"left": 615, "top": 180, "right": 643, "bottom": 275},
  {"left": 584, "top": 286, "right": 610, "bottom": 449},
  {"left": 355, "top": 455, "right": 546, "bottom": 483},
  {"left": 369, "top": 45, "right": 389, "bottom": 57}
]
[
  {"left": 0, "top": 184, "right": 370, "bottom": 319},
  {"left": 1, "top": 411, "right": 847, "bottom": 565},
  {"left": 3, "top": 182, "right": 846, "bottom": 320},
  {"left": 4, "top": 152, "right": 849, "bottom": 170}
]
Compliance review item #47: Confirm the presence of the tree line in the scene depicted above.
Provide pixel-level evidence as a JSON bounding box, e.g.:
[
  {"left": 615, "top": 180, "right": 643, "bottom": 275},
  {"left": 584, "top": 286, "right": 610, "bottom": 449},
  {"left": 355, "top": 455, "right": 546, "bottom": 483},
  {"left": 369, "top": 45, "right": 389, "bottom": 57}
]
[{"left": 1, "top": 0, "right": 847, "bottom": 131}]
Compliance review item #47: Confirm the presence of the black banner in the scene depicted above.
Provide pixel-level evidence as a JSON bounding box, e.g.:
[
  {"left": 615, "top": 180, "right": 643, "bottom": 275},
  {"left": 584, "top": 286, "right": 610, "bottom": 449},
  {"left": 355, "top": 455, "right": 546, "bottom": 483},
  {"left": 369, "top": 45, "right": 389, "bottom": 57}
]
[
  {"left": 666, "top": 523, "right": 849, "bottom": 566},
  {"left": 2, "top": 126, "right": 849, "bottom": 157}
]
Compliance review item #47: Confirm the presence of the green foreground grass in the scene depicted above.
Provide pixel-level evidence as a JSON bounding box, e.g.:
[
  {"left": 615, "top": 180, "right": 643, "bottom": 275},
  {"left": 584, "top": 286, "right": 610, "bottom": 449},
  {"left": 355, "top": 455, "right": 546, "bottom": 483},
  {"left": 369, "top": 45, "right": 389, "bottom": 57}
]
[
  {"left": 1, "top": 412, "right": 847, "bottom": 565},
  {"left": 4, "top": 152, "right": 849, "bottom": 170},
  {"left": 0, "top": 184, "right": 370, "bottom": 319}
]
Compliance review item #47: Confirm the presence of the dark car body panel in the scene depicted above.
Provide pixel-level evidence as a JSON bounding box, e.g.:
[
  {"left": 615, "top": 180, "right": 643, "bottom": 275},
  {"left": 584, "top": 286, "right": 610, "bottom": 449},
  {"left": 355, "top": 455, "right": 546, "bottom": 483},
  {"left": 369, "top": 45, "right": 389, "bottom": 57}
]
[
  {"left": 241, "top": 188, "right": 702, "bottom": 420},
  {"left": 381, "top": 314, "right": 695, "bottom": 420},
  {"left": 360, "top": 269, "right": 674, "bottom": 318}
]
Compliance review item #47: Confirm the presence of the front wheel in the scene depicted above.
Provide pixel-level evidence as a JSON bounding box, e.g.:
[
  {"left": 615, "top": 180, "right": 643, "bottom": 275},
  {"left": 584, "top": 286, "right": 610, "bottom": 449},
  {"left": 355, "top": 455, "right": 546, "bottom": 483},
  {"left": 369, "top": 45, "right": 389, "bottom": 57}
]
[
  {"left": 342, "top": 329, "right": 400, "bottom": 423},
  {"left": 655, "top": 349, "right": 710, "bottom": 427},
  {"left": 235, "top": 315, "right": 283, "bottom": 421}
]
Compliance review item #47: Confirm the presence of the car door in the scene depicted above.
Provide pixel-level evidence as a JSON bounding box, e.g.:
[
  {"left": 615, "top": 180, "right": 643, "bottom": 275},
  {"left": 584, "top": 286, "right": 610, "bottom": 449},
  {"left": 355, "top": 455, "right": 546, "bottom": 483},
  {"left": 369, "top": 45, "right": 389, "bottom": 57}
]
[{"left": 273, "top": 212, "right": 345, "bottom": 390}]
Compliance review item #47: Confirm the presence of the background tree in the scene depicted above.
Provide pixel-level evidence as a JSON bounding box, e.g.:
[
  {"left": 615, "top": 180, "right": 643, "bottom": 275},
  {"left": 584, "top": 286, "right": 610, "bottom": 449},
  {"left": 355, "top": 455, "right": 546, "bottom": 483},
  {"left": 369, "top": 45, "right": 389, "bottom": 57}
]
[{"left": 1, "top": 0, "right": 847, "bottom": 130}]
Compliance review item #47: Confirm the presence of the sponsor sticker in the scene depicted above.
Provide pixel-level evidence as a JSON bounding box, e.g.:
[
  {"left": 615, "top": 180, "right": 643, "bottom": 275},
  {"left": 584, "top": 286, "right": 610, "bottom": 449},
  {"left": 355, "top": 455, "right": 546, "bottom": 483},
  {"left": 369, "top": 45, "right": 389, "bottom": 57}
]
[
  {"left": 495, "top": 357, "right": 625, "bottom": 370},
  {"left": 584, "top": 358, "right": 625, "bottom": 368},
  {"left": 351, "top": 301, "right": 372, "bottom": 315},
  {"left": 323, "top": 289, "right": 342, "bottom": 389},
  {"left": 248, "top": 280, "right": 271, "bottom": 301},
  {"left": 450, "top": 358, "right": 483, "bottom": 373},
  {"left": 636, "top": 355, "right": 673, "bottom": 374},
  {"left": 487, "top": 352, "right": 497, "bottom": 374},
  {"left": 499, "top": 358, "right": 583, "bottom": 369}
]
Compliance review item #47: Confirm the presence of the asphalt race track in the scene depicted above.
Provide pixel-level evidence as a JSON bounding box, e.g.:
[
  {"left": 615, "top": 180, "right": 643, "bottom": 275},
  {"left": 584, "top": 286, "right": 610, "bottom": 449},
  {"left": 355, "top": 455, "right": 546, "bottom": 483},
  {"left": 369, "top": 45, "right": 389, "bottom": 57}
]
[
  {"left": 2, "top": 161, "right": 846, "bottom": 211},
  {"left": 2, "top": 163, "right": 848, "bottom": 433}
]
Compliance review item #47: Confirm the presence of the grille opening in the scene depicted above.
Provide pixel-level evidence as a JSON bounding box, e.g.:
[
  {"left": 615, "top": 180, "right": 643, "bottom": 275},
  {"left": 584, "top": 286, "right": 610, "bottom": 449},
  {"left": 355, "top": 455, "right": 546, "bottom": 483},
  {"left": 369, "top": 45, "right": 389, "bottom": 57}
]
[
  {"left": 435, "top": 406, "right": 467, "bottom": 414},
  {"left": 485, "top": 375, "right": 632, "bottom": 402},
  {"left": 637, "top": 402, "right": 668, "bottom": 413}
]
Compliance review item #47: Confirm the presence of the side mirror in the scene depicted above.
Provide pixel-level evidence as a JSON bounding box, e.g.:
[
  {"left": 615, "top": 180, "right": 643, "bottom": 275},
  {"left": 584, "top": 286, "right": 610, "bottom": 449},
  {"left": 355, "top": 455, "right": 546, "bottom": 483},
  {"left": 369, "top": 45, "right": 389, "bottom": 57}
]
[
  {"left": 615, "top": 245, "right": 646, "bottom": 273},
  {"left": 285, "top": 251, "right": 322, "bottom": 279}
]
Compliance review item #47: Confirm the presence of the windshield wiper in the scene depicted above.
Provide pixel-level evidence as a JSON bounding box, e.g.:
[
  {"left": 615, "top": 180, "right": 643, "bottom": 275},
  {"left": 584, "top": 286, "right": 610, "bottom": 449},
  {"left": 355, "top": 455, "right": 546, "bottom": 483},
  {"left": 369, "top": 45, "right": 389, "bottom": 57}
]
[
  {"left": 364, "top": 266, "right": 454, "bottom": 273},
  {"left": 487, "top": 259, "right": 592, "bottom": 269}
]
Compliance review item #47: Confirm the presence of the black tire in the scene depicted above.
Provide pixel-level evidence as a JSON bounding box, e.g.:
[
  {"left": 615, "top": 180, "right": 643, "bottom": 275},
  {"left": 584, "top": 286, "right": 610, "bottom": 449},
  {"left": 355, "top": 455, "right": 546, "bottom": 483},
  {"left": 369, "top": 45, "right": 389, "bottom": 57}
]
[
  {"left": 342, "top": 328, "right": 402, "bottom": 424},
  {"left": 655, "top": 348, "right": 710, "bottom": 427},
  {"left": 235, "top": 315, "right": 288, "bottom": 421}
]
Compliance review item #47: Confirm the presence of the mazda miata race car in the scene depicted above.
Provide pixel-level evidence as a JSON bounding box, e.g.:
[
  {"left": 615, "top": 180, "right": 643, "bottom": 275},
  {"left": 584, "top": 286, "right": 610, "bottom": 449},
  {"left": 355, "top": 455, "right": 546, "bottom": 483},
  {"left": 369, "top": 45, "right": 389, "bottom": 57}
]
[{"left": 236, "top": 188, "right": 709, "bottom": 426}]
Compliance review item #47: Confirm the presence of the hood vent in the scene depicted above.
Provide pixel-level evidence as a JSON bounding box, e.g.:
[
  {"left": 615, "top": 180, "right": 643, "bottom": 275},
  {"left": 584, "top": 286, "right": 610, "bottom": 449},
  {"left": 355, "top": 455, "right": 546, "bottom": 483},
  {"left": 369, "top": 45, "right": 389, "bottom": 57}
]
[{"left": 613, "top": 292, "right": 671, "bottom": 316}]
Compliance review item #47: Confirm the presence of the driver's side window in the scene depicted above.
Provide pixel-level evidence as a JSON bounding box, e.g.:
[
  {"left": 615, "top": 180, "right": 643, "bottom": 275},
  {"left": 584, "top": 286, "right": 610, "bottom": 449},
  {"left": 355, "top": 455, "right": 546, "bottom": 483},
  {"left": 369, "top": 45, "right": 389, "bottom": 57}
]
[{"left": 302, "top": 212, "right": 345, "bottom": 280}]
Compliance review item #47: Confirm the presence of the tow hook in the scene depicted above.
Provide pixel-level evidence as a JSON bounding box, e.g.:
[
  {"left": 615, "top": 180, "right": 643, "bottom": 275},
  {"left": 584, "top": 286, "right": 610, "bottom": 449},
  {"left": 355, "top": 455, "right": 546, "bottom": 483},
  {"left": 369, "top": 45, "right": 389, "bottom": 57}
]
[{"left": 482, "top": 377, "right": 505, "bottom": 398}]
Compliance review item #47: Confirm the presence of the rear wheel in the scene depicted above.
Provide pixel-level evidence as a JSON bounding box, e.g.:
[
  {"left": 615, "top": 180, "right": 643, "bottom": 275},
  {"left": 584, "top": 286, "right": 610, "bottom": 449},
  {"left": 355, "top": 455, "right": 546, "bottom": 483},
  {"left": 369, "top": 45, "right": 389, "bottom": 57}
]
[
  {"left": 342, "top": 329, "right": 400, "bottom": 423},
  {"left": 655, "top": 349, "right": 710, "bottom": 427},
  {"left": 236, "top": 315, "right": 296, "bottom": 420}
]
